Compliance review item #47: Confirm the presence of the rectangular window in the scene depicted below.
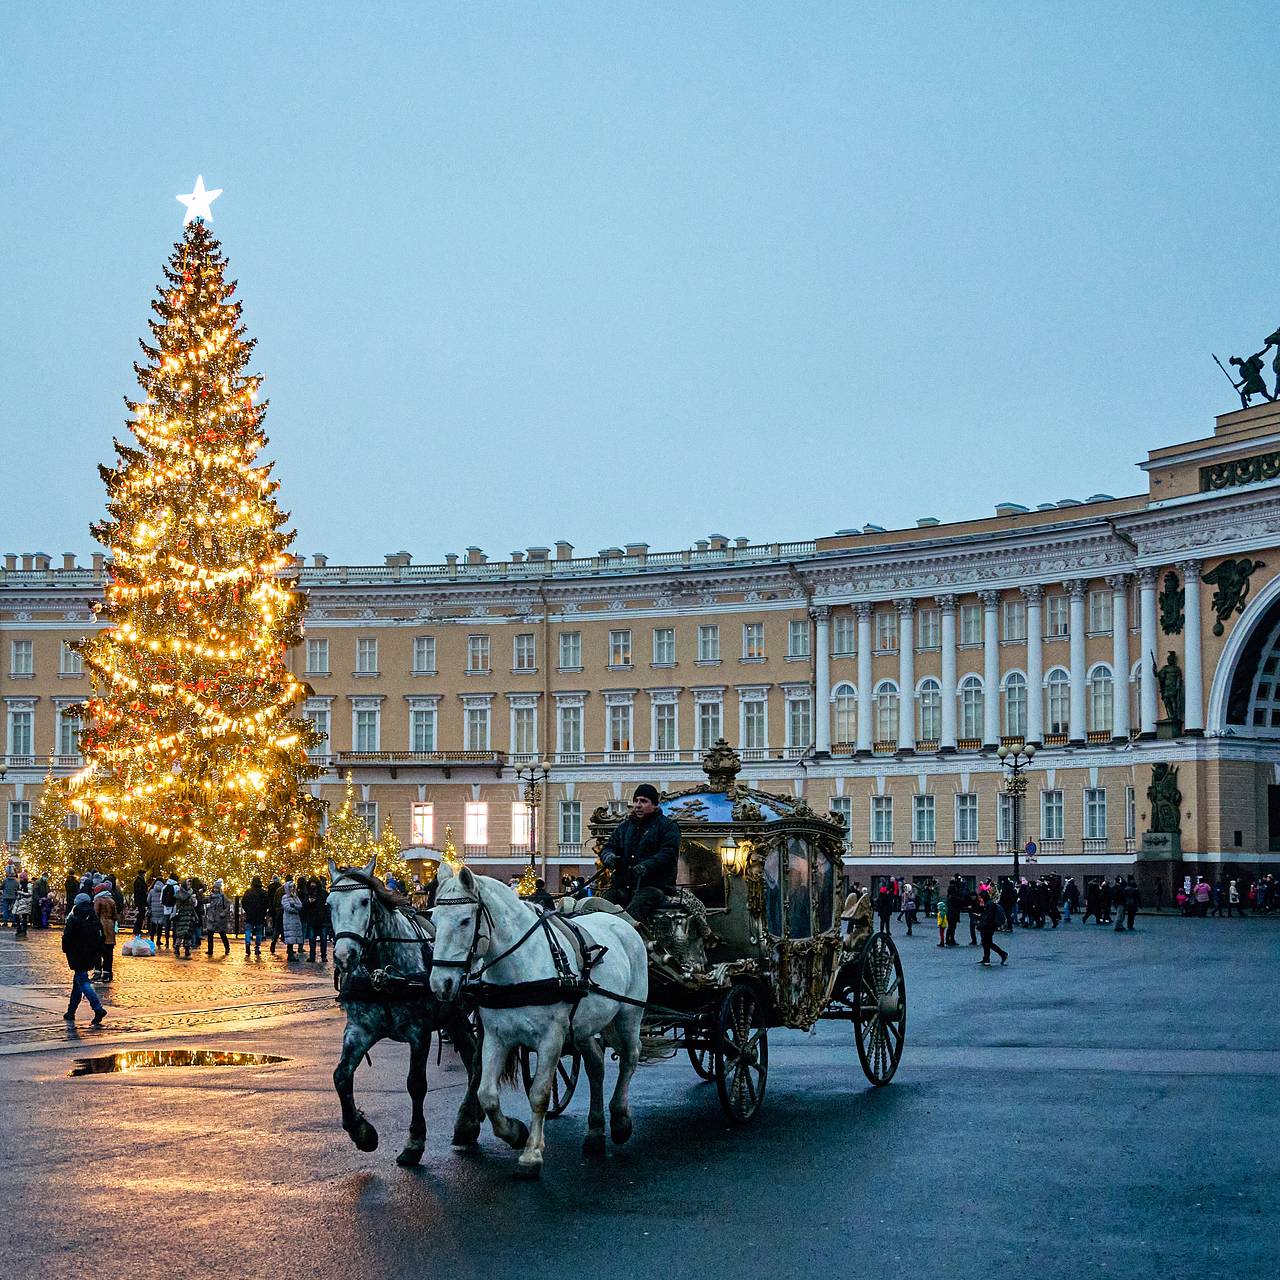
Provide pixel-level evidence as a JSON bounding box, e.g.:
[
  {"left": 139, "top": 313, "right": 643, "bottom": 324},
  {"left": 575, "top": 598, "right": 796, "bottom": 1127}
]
[
  {"left": 742, "top": 622, "right": 765, "bottom": 660},
  {"left": 607, "top": 703, "right": 633, "bottom": 753},
  {"left": 743, "top": 699, "right": 767, "bottom": 751},
  {"left": 305, "top": 638, "right": 329, "bottom": 674},
  {"left": 355, "top": 637, "right": 378, "bottom": 674},
  {"left": 8, "top": 801, "right": 32, "bottom": 843},
  {"left": 955, "top": 793, "right": 978, "bottom": 842},
  {"left": 1084, "top": 788, "right": 1107, "bottom": 840},
  {"left": 830, "top": 795, "right": 853, "bottom": 841},
  {"left": 304, "top": 705, "right": 330, "bottom": 757},
  {"left": 511, "top": 801, "right": 531, "bottom": 849},
  {"left": 464, "top": 802, "right": 488, "bottom": 847},
  {"left": 787, "top": 619, "right": 810, "bottom": 658},
  {"left": 467, "top": 635, "right": 490, "bottom": 674},
  {"left": 513, "top": 633, "right": 536, "bottom": 671},
  {"left": 1041, "top": 789, "right": 1064, "bottom": 840},
  {"left": 8, "top": 709, "right": 34, "bottom": 756},
  {"left": 1002, "top": 600, "right": 1026, "bottom": 642},
  {"left": 652, "top": 628, "right": 675, "bottom": 666},
  {"left": 1045, "top": 595, "right": 1069, "bottom": 637},
  {"left": 10, "top": 640, "right": 33, "bottom": 676},
  {"left": 464, "top": 705, "right": 490, "bottom": 751},
  {"left": 409, "top": 705, "right": 436, "bottom": 752},
  {"left": 558, "top": 704, "right": 583, "bottom": 755},
  {"left": 697, "top": 700, "right": 722, "bottom": 749},
  {"left": 354, "top": 708, "right": 379, "bottom": 752},
  {"left": 653, "top": 703, "right": 677, "bottom": 752},
  {"left": 1088, "top": 590, "right": 1112, "bottom": 634},
  {"left": 874, "top": 612, "right": 898, "bottom": 652},
  {"left": 832, "top": 614, "right": 855, "bottom": 656},
  {"left": 59, "top": 642, "right": 84, "bottom": 676},
  {"left": 355, "top": 801, "right": 378, "bottom": 839},
  {"left": 608, "top": 630, "right": 632, "bottom": 668},
  {"left": 916, "top": 608, "right": 940, "bottom": 649},
  {"left": 871, "top": 795, "right": 893, "bottom": 844},
  {"left": 697, "top": 625, "right": 720, "bottom": 662},
  {"left": 998, "top": 792, "right": 1015, "bottom": 843},
  {"left": 410, "top": 802, "right": 434, "bottom": 846},
  {"left": 512, "top": 705, "right": 537, "bottom": 755},
  {"left": 558, "top": 631, "right": 582, "bottom": 670},
  {"left": 412, "top": 635, "right": 436, "bottom": 673},
  {"left": 960, "top": 604, "right": 982, "bottom": 645},
  {"left": 559, "top": 800, "right": 582, "bottom": 846},
  {"left": 912, "top": 794, "right": 935, "bottom": 843},
  {"left": 58, "top": 710, "right": 80, "bottom": 757},
  {"left": 1125, "top": 786, "right": 1136, "bottom": 840},
  {"left": 786, "top": 696, "right": 812, "bottom": 748}
]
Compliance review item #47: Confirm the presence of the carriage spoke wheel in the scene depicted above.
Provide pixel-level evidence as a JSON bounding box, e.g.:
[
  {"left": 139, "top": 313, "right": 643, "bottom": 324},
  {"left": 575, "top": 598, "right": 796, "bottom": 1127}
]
[
  {"left": 686, "top": 1035, "right": 715, "bottom": 1081},
  {"left": 518, "top": 1046, "right": 581, "bottom": 1119},
  {"left": 853, "top": 932, "right": 906, "bottom": 1086},
  {"left": 714, "top": 984, "right": 768, "bottom": 1123}
]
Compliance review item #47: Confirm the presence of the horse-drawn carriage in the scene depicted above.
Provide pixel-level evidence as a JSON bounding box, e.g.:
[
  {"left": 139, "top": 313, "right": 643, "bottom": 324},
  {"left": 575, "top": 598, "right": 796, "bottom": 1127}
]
[{"left": 328, "top": 742, "right": 905, "bottom": 1176}]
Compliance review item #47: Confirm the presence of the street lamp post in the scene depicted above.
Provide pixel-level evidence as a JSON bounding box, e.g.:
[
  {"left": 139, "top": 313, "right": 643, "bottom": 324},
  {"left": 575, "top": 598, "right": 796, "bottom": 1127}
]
[
  {"left": 514, "top": 758, "right": 552, "bottom": 887},
  {"left": 997, "top": 742, "right": 1036, "bottom": 887}
]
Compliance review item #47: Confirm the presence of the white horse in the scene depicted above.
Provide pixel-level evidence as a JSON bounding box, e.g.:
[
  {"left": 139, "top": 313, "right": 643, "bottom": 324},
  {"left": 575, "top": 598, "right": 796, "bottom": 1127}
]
[{"left": 429, "top": 864, "right": 648, "bottom": 1179}]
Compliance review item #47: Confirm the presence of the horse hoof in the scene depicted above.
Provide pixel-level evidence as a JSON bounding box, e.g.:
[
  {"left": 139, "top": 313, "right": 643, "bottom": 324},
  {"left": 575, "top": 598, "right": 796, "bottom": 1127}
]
[
  {"left": 610, "top": 1115, "right": 633, "bottom": 1146},
  {"left": 514, "top": 1159, "right": 543, "bottom": 1181},
  {"left": 507, "top": 1120, "right": 530, "bottom": 1150},
  {"left": 396, "top": 1142, "right": 425, "bottom": 1167},
  {"left": 451, "top": 1123, "right": 481, "bottom": 1148},
  {"left": 352, "top": 1119, "right": 379, "bottom": 1152},
  {"left": 582, "top": 1132, "right": 607, "bottom": 1157}
]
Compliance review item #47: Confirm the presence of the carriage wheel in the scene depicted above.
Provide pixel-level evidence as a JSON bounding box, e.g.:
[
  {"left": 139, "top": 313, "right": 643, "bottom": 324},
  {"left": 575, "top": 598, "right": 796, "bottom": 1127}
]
[
  {"left": 518, "top": 1045, "right": 582, "bottom": 1119},
  {"left": 686, "top": 1035, "right": 715, "bottom": 1081},
  {"left": 853, "top": 932, "right": 906, "bottom": 1086},
  {"left": 713, "top": 983, "right": 768, "bottom": 1123}
]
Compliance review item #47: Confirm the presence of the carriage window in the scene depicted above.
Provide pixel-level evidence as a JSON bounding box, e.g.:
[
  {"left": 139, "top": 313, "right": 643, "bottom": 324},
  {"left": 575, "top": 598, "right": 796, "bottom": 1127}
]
[
  {"left": 785, "top": 837, "right": 812, "bottom": 939},
  {"left": 763, "top": 843, "right": 782, "bottom": 938},
  {"left": 815, "top": 853, "right": 835, "bottom": 932}
]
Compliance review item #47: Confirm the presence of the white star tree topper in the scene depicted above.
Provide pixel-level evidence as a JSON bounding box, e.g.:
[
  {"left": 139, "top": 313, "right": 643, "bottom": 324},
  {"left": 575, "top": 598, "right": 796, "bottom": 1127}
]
[{"left": 177, "top": 175, "right": 223, "bottom": 225}]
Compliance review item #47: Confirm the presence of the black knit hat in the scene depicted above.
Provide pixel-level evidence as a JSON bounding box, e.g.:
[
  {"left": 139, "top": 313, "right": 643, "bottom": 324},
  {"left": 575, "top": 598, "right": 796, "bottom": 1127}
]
[{"left": 632, "top": 784, "right": 660, "bottom": 804}]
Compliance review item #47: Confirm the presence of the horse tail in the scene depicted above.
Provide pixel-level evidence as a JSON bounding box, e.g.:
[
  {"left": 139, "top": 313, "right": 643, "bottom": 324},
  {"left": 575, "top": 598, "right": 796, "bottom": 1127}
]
[{"left": 499, "top": 1047, "right": 520, "bottom": 1089}]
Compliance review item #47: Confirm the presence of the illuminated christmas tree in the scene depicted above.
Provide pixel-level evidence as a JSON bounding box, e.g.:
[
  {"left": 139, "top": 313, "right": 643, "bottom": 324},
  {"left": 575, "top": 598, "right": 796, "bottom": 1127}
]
[
  {"left": 318, "top": 774, "right": 408, "bottom": 884},
  {"left": 68, "top": 207, "right": 323, "bottom": 887},
  {"left": 18, "top": 774, "right": 80, "bottom": 885}
]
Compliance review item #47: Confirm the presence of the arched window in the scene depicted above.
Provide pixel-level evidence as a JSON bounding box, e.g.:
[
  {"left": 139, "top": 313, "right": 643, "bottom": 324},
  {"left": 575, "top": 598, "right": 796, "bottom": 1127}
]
[
  {"left": 1088, "top": 664, "right": 1113, "bottom": 734},
  {"left": 1003, "top": 672, "right": 1027, "bottom": 737},
  {"left": 959, "top": 675, "right": 984, "bottom": 740},
  {"left": 832, "top": 683, "right": 857, "bottom": 744},
  {"left": 918, "top": 678, "right": 941, "bottom": 741},
  {"left": 1046, "top": 668, "right": 1070, "bottom": 735},
  {"left": 874, "top": 680, "right": 899, "bottom": 743}
]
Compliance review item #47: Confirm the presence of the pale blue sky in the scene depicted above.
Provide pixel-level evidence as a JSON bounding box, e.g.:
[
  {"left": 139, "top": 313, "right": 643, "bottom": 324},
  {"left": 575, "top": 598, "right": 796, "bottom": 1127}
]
[{"left": 2, "top": 3, "right": 1276, "bottom": 563}]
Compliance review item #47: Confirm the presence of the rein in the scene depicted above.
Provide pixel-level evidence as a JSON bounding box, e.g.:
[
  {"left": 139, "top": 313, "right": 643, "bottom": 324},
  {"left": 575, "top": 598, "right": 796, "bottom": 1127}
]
[{"left": 330, "top": 871, "right": 433, "bottom": 966}]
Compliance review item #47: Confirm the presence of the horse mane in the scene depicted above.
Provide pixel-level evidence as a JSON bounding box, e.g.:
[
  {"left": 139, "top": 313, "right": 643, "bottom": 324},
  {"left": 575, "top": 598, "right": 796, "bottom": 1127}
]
[{"left": 333, "top": 866, "right": 411, "bottom": 915}]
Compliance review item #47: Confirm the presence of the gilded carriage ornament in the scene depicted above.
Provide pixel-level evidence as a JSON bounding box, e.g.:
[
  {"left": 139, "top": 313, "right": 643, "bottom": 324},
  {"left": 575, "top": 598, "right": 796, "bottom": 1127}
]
[
  {"left": 1201, "top": 558, "right": 1265, "bottom": 636},
  {"left": 701, "top": 737, "right": 742, "bottom": 790}
]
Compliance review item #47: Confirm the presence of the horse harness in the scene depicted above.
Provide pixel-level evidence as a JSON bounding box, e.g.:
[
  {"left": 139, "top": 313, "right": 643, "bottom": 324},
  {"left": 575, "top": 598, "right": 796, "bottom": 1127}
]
[{"left": 329, "top": 869, "right": 435, "bottom": 1001}]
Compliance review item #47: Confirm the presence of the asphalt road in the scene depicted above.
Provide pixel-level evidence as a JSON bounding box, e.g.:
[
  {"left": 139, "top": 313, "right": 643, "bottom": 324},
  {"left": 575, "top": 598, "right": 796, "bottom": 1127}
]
[{"left": 3, "top": 914, "right": 1277, "bottom": 1280}]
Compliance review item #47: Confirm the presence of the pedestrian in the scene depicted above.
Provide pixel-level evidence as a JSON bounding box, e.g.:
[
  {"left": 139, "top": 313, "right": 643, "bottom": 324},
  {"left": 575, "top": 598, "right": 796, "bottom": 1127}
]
[
  {"left": 902, "top": 882, "right": 917, "bottom": 936},
  {"left": 61, "top": 893, "right": 107, "bottom": 1026},
  {"left": 1123, "top": 876, "right": 1140, "bottom": 930},
  {"left": 999, "top": 877, "right": 1017, "bottom": 932},
  {"left": 976, "top": 889, "right": 1009, "bottom": 966},
  {"left": 1097, "top": 877, "right": 1112, "bottom": 925},
  {"left": 241, "top": 875, "right": 268, "bottom": 957},
  {"left": 1063, "top": 876, "right": 1079, "bottom": 923},
  {"left": 280, "top": 879, "right": 305, "bottom": 962},
  {"left": 966, "top": 888, "right": 980, "bottom": 946},
  {"left": 302, "top": 876, "right": 329, "bottom": 962},
  {"left": 13, "top": 873, "right": 33, "bottom": 939},
  {"left": 172, "top": 880, "right": 199, "bottom": 959},
  {"left": 1193, "top": 877, "right": 1212, "bottom": 917},
  {"left": 132, "top": 870, "right": 148, "bottom": 935},
  {"left": 530, "top": 877, "right": 556, "bottom": 913},
  {"left": 877, "top": 883, "right": 893, "bottom": 935},
  {"left": 92, "top": 880, "right": 118, "bottom": 980},
  {"left": 64, "top": 872, "right": 78, "bottom": 918},
  {"left": 1227, "top": 879, "right": 1242, "bottom": 918},
  {"left": 267, "top": 874, "right": 284, "bottom": 955},
  {"left": 945, "top": 876, "right": 965, "bottom": 946},
  {"left": 162, "top": 873, "right": 178, "bottom": 945},
  {"left": 1, "top": 866, "right": 17, "bottom": 928},
  {"left": 147, "top": 875, "right": 166, "bottom": 946},
  {"left": 204, "top": 880, "right": 232, "bottom": 957},
  {"left": 32, "top": 873, "right": 49, "bottom": 928},
  {"left": 936, "top": 897, "right": 948, "bottom": 948}
]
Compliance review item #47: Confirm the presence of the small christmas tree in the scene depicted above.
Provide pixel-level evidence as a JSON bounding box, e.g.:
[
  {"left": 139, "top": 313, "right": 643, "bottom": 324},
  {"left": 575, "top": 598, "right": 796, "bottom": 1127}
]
[
  {"left": 18, "top": 775, "right": 79, "bottom": 886},
  {"left": 318, "top": 774, "right": 407, "bottom": 884},
  {"left": 69, "top": 217, "right": 323, "bottom": 887}
]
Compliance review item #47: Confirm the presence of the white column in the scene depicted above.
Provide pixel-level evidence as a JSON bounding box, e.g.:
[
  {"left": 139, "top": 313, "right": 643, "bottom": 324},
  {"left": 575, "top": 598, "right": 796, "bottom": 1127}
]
[
  {"left": 979, "top": 589, "right": 1001, "bottom": 747},
  {"left": 812, "top": 606, "right": 832, "bottom": 754},
  {"left": 855, "top": 603, "right": 873, "bottom": 754},
  {"left": 1023, "top": 585, "right": 1043, "bottom": 744},
  {"left": 1107, "top": 573, "right": 1131, "bottom": 740},
  {"left": 1138, "top": 568, "right": 1159, "bottom": 736},
  {"left": 1181, "top": 560, "right": 1204, "bottom": 734},
  {"left": 938, "top": 594, "right": 958, "bottom": 752},
  {"left": 1067, "top": 579, "right": 1087, "bottom": 743},
  {"left": 897, "top": 599, "right": 915, "bottom": 751}
]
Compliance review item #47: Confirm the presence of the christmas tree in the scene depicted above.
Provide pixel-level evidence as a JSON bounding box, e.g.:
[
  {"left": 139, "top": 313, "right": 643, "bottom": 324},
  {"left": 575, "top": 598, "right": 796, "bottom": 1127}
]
[
  {"left": 18, "top": 774, "right": 81, "bottom": 886},
  {"left": 68, "top": 214, "right": 324, "bottom": 887},
  {"left": 318, "top": 774, "right": 409, "bottom": 885}
]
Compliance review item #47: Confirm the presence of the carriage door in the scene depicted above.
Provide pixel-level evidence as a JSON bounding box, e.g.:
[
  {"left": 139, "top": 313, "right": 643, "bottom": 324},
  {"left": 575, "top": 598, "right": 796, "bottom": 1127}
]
[{"left": 785, "top": 836, "right": 812, "bottom": 937}]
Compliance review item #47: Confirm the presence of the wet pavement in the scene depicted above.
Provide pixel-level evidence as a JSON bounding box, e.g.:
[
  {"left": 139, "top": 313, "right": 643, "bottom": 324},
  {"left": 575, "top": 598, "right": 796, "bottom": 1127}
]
[{"left": 3, "top": 914, "right": 1278, "bottom": 1279}]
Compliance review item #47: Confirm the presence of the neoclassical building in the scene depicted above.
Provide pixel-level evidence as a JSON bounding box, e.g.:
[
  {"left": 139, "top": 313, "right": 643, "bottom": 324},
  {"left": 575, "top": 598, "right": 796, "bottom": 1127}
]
[{"left": 4, "top": 401, "right": 1280, "bottom": 896}]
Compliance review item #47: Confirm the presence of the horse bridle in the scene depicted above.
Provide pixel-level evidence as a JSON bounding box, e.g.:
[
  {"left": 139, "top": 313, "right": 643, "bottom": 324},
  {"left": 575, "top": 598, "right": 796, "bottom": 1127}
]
[
  {"left": 329, "top": 871, "right": 432, "bottom": 967},
  {"left": 429, "top": 891, "right": 495, "bottom": 976}
]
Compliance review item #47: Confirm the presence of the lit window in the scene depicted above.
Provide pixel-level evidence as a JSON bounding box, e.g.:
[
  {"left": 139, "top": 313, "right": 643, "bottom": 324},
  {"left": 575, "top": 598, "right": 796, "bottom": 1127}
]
[
  {"left": 464, "top": 802, "right": 488, "bottom": 847},
  {"left": 411, "top": 802, "right": 434, "bottom": 845},
  {"left": 511, "top": 802, "right": 531, "bottom": 848},
  {"left": 742, "top": 623, "right": 765, "bottom": 660}
]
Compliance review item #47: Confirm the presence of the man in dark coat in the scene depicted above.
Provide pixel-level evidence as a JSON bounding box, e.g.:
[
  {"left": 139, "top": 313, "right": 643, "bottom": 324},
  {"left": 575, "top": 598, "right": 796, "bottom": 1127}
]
[
  {"left": 132, "top": 871, "right": 148, "bottom": 935},
  {"left": 599, "top": 784, "right": 681, "bottom": 925},
  {"left": 241, "top": 875, "right": 269, "bottom": 958},
  {"left": 1123, "top": 876, "right": 1140, "bottom": 930},
  {"left": 1097, "top": 878, "right": 1112, "bottom": 924},
  {"left": 62, "top": 893, "right": 107, "bottom": 1025},
  {"left": 945, "top": 876, "right": 966, "bottom": 946},
  {"left": 65, "top": 873, "right": 78, "bottom": 916},
  {"left": 999, "top": 878, "right": 1018, "bottom": 932}
]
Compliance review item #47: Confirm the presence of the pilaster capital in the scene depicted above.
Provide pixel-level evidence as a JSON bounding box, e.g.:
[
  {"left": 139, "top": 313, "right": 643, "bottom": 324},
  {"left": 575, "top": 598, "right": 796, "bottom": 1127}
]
[
  {"left": 1137, "top": 567, "right": 1159, "bottom": 589},
  {"left": 1065, "top": 578, "right": 1089, "bottom": 600},
  {"left": 1020, "top": 583, "right": 1044, "bottom": 604},
  {"left": 1177, "top": 559, "right": 1202, "bottom": 581},
  {"left": 977, "top": 589, "right": 1000, "bottom": 608},
  {"left": 895, "top": 597, "right": 915, "bottom": 618},
  {"left": 1105, "top": 573, "right": 1132, "bottom": 592},
  {"left": 809, "top": 604, "right": 831, "bottom": 622},
  {"left": 935, "top": 593, "right": 957, "bottom": 613},
  {"left": 854, "top": 601, "right": 875, "bottom": 621}
]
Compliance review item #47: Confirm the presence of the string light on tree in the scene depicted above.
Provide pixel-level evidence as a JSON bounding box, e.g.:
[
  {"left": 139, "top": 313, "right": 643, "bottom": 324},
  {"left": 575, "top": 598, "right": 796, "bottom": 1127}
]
[
  {"left": 67, "top": 182, "right": 324, "bottom": 888},
  {"left": 318, "top": 773, "right": 409, "bottom": 884}
]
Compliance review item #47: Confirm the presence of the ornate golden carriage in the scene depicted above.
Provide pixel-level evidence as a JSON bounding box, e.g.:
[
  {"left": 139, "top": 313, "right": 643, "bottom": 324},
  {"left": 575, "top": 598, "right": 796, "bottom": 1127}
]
[{"left": 584, "top": 741, "right": 907, "bottom": 1124}]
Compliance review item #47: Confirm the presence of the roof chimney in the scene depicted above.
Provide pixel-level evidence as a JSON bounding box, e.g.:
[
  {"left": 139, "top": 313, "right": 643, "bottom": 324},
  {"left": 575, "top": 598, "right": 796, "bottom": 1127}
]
[
  {"left": 510, "top": 550, "right": 524, "bottom": 563},
  {"left": 555, "top": 540, "right": 574, "bottom": 561},
  {"left": 62, "top": 552, "right": 77, "bottom": 570},
  {"left": 465, "top": 547, "right": 486, "bottom": 565},
  {"left": 91, "top": 553, "right": 105, "bottom": 575},
  {"left": 313, "top": 553, "right": 328, "bottom": 567},
  {"left": 3, "top": 554, "right": 16, "bottom": 571},
  {"left": 526, "top": 547, "right": 550, "bottom": 562}
]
